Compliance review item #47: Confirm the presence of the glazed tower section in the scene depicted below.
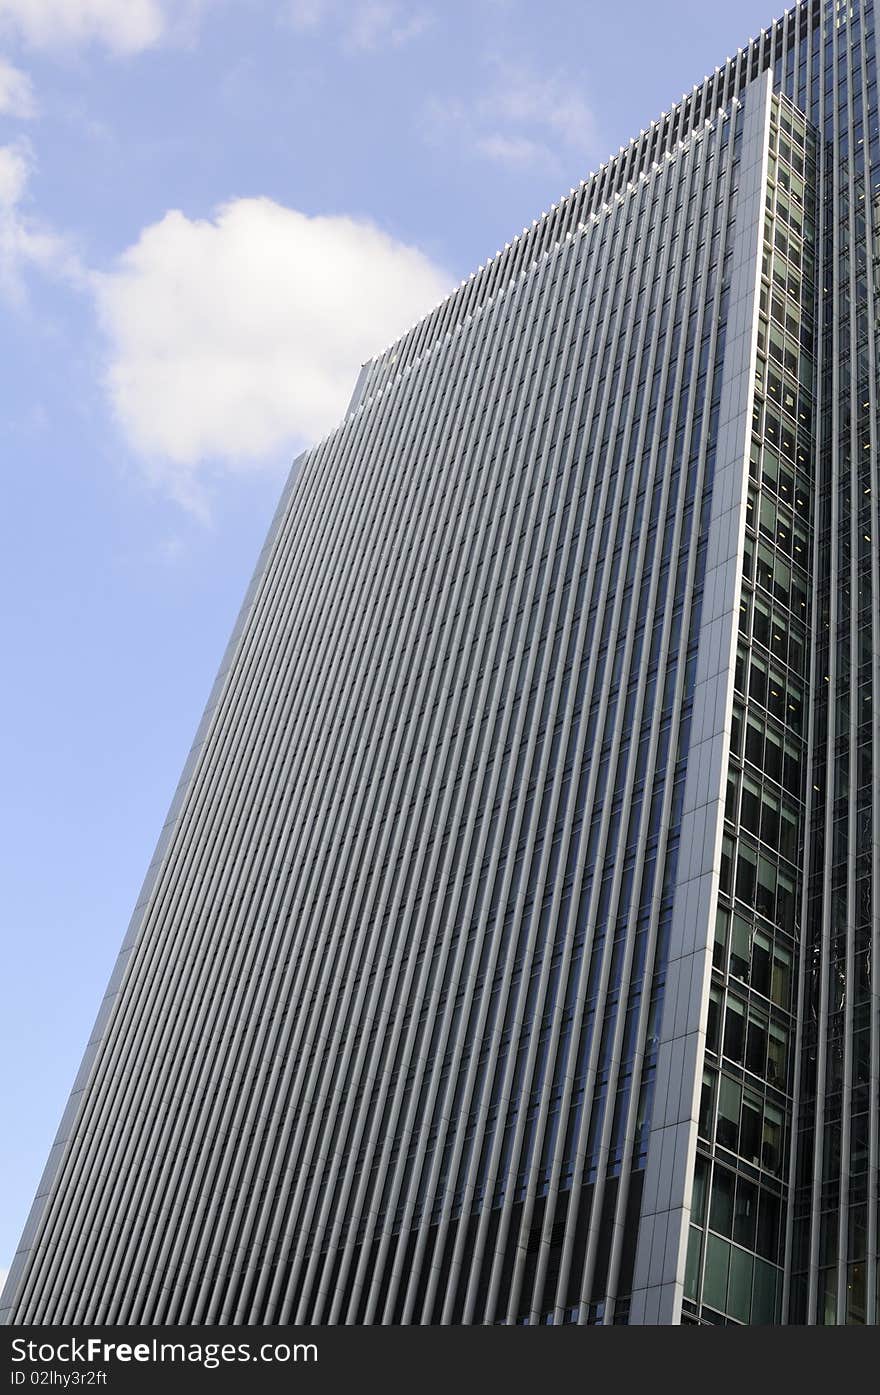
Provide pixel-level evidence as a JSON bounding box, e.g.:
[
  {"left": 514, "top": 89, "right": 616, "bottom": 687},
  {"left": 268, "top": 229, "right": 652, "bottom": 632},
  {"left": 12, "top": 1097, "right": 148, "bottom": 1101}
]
[
  {"left": 670, "top": 93, "right": 819, "bottom": 1328},
  {"left": 791, "top": 0, "right": 880, "bottom": 1328}
]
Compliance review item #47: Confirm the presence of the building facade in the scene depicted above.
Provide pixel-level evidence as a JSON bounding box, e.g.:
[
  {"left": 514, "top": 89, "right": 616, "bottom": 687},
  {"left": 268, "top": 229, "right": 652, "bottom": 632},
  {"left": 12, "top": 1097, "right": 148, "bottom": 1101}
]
[{"left": 2, "top": 0, "right": 878, "bottom": 1326}]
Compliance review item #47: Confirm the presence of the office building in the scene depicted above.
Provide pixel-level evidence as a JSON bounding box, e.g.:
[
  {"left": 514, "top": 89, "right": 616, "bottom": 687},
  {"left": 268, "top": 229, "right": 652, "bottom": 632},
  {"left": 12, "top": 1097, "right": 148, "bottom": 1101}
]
[{"left": 2, "top": 0, "right": 877, "bottom": 1326}]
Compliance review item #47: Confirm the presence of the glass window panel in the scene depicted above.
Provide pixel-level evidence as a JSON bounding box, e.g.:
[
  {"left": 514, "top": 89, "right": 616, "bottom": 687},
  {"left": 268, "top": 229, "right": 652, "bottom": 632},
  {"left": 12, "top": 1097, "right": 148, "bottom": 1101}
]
[
  {"left": 752, "top": 932, "right": 772, "bottom": 997},
  {"left": 707, "top": 987, "right": 722, "bottom": 1053},
  {"left": 775, "top": 509, "right": 791, "bottom": 553},
  {"left": 764, "top": 729, "right": 782, "bottom": 782},
  {"left": 720, "top": 834, "right": 734, "bottom": 896},
  {"left": 768, "top": 326, "right": 785, "bottom": 363},
  {"left": 771, "top": 944, "right": 792, "bottom": 1008},
  {"left": 742, "top": 533, "right": 754, "bottom": 580},
  {"left": 730, "top": 704, "right": 744, "bottom": 757},
  {"left": 703, "top": 1235, "right": 731, "bottom": 1313},
  {"left": 717, "top": 1076, "right": 741, "bottom": 1152},
  {"left": 773, "top": 556, "right": 791, "bottom": 605},
  {"left": 756, "top": 543, "right": 775, "bottom": 592},
  {"left": 731, "top": 915, "right": 751, "bottom": 982},
  {"left": 770, "top": 613, "right": 787, "bottom": 661},
  {"left": 709, "top": 1165, "right": 735, "bottom": 1237},
  {"left": 714, "top": 906, "right": 730, "bottom": 971},
  {"left": 766, "top": 670, "right": 785, "bottom": 721},
  {"left": 777, "top": 871, "right": 796, "bottom": 931},
  {"left": 788, "top": 631, "right": 804, "bottom": 673},
  {"left": 740, "top": 1096, "right": 763, "bottom": 1165},
  {"left": 767, "top": 1025, "right": 787, "bottom": 1087},
  {"left": 733, "top": 1178, "right": 758, "bottom": 1250},
  {"left": 754, "top": 598, "right": 772, "bottom": 648},
  {"left": 746, "top": 717, "right": 764, "bottom": 768},
  {"left": 728, "top": 1246, "right": 754, "bottom": 1323},
  {"left": 779, "top": 463, "right": 796, "bottom": 505},
  {"left": 750, "top": 656, "right": 768, "bottom": 706},
  {"left": 741, "top": 777, "right": 762, "bottom": 835},
  {"left": 699, "top": 1068, "right": 716, "bottom": 1140},
  {"left": 724, "top": 998, "right": 745, "bottom": 1064},
  {"left": 756, "top": 1188, "right": 780, "bottom": 1261},
  {"left": 759, "top": 496, "right": 777, "bottom": 538},
  {"left": 746, "top": 1011, "right": 768, "bottom": 1075},
  {"left": 737, "top": 845, "right": 757, "bottom": 904},
  {"left": 779, "top": 807, "right": 798, "bottom": 862},
  {"left": 735, "top": 646, "right": 746, "bottom": 693},
  {"left": 726, "top": 773, "right": 739, "bottom": 823},
  {"left": 820, "top": 1268, "right": 837, "bottom": 1325},
  {"left": 761, "top": 790, "right": 780, "bottom": 848},
  {"left": 762, "top": 1103, "right": 784, "bottom": 1173},
  {"left": 756, "top": 856, "right": 776, "bottom": 918},
  {"left": 762, "top": 446, "right": 779, "bottom": 488},
  {"left": 848, "top": 1204, "right": 867, "bottom": 1261},
  {"left": 786, "top": 681, "right": 803, "bottom": 733},
  {"left": 684, "top": 1226, "right": 702, "bottom": 1302},
  {"left": 751, "top": 1258, "right": 779, "bottom": 1323},
  {"left": 846, "top": 1262, "right": 866, "bottom": 1324},
  {"left": 692, "top": 1154, "right": 709, "bottom": 1226}
]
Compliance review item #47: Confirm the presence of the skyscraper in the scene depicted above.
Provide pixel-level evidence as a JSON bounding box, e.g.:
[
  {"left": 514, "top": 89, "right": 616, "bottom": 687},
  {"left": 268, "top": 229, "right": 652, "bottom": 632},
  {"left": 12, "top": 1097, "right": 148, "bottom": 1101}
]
[{"left": 2, "top": 0, "right": 877, "bottom": 1327}]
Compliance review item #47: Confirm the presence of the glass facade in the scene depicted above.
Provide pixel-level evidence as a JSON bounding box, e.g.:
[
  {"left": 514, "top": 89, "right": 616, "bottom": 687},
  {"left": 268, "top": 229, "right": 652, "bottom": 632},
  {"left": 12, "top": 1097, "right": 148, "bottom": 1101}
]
[
  {"left": 2, "top": 0, "right": 878, "bottom": 1329},
  {"left": 684, "top": 94, "right": 817, "bottom": 1326}
]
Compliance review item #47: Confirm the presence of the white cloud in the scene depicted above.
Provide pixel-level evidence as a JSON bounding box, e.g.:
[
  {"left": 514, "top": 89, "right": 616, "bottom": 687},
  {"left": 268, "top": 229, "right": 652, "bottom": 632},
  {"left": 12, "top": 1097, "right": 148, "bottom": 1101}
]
[
  {"left": 487, "top": 62, "right": 598, "bottom": 151},
  {"left": 474, "top": 133, "right": 554, "bottom": 168},
  {"left": 0, "top": 0, "right": 210, "bottom": 55},
  {"left": 286, "top": 0, "right": 332, "bottom": 30},
  {"left": 0, "top": 141, "right": 81, "bottom": 300},
  {"left": 0, "top": 55, "right": 36, "bottom": 116},
  {"left": 285, "top": 0, "right": 432, "bottom": 52},
  {"left": 0, "top": 139, "right": 27, "bottom": 201},
  {"left": 346, "top": 1, "right": 431, "bottom": 50},
  {"left": 91, "top": 197, "right": 452, "bottom": 510},
  {"left": 426, "top": 59, "right": 600, "bottom": 174}
]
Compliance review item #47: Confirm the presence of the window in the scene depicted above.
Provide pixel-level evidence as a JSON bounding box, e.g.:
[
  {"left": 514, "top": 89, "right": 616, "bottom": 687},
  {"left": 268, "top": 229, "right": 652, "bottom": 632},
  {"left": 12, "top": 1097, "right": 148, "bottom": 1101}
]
[{"left": 703, "top": 1234, "right": 730, "bottom": 1312}]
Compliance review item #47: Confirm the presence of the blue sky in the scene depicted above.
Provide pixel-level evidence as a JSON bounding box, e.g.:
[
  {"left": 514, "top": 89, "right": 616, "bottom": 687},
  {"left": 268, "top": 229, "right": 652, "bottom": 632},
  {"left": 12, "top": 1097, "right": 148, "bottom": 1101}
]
[{"left": 1, "top": 0, "right": 780, "bottom": 1284}]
